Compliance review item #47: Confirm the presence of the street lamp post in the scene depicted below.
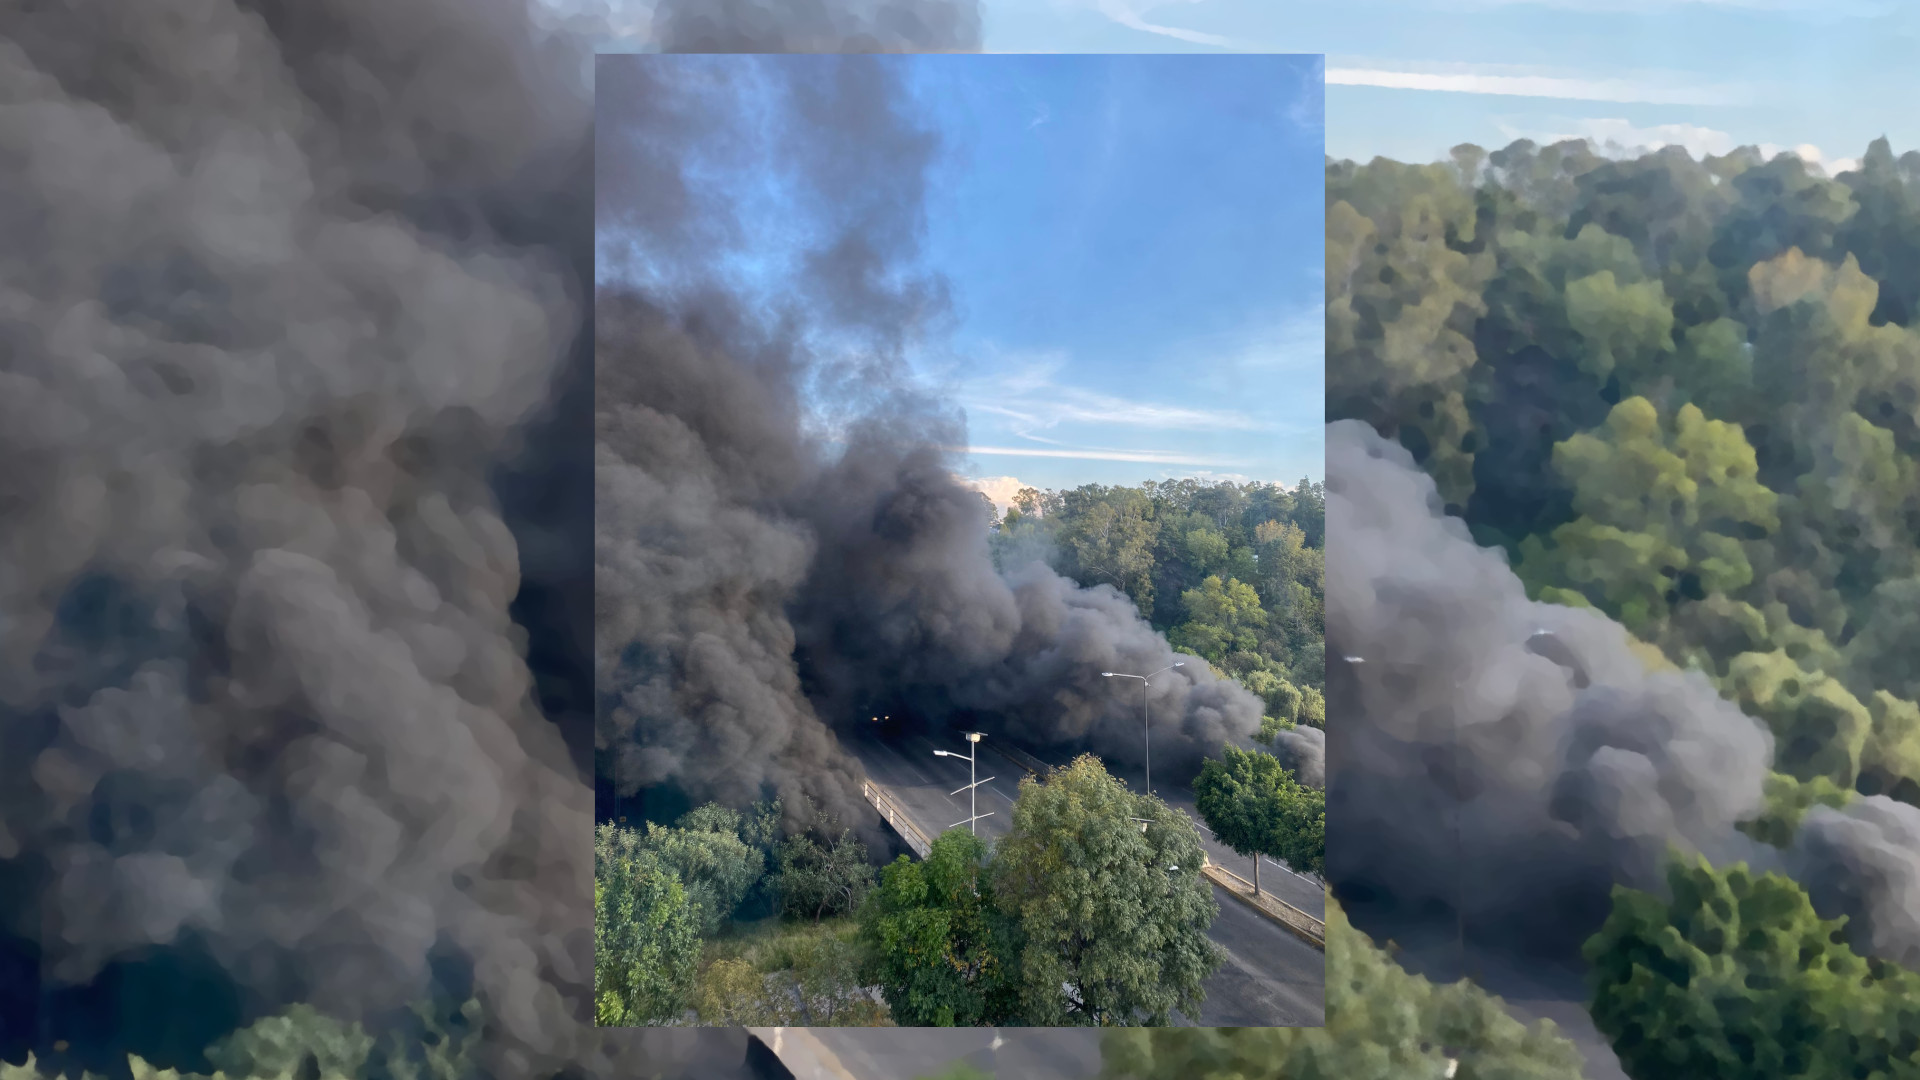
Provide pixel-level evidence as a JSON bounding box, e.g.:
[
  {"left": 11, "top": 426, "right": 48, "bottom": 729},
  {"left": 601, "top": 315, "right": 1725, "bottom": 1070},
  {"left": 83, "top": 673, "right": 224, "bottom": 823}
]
[
  {"left": 1101, "top": 662, "right": 1185, "bottom": 795},
  {"left": 934, "top": 732, "right": 995, "bottom": 835}
]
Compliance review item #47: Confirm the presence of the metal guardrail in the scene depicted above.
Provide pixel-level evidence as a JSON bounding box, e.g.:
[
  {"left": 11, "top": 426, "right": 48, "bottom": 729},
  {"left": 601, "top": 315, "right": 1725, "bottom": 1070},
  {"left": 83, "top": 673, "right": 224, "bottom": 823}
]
[
  {"left": 862, "top": 779, "right": 932, "bottom": 859},
  {"left": 1202, "top": 860, "right": 1326, "bottom": 950}
]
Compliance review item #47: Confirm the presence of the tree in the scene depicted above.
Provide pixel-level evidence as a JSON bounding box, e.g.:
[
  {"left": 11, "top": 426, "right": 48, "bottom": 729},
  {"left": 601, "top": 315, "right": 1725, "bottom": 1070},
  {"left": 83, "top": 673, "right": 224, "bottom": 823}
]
[
  {"left": 1193, "top": 746, "right": 1325, "bottom": 894},
  {"left": 595, "top": 823, "right": 701, "bottom": 1026},
  {"left": 1172, "top": 575, "right": 1268, "bottom": 663},
  {"left": 1584, "top": 854, "right": 1920, "bottom": 1080},
  {"left": 1517, "top": 396, "right": 1777, "bottom": 633},
  {"left": 989, "top": 755, "right": 1222, "bottom": 1026},
  {"left": 1057, "top": 485, "right": 1160, "bottom": 612},
  {"left": 638, "top": 807, "right": 764, "bottom": 936},
  {"left": 1099, "top": 899, "right": 1585, "bottom": 1079},
  {"left": 772, "top": 824, "right": 876, "bottom": 923},
  {"left": 859, "top": 828, "right": 1022, "bottom": 1027}
]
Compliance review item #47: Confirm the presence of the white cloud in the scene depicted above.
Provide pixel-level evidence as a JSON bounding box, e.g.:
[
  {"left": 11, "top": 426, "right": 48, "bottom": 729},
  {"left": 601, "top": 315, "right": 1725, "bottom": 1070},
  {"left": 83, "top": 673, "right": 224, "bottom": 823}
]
[
  {"left": 1327, "top": 62, "right": 1743, "bottom": 106},
  {"left": 961, "top": 475, "right": 1032, "bottom": 512},
  {"left": 1496, "top": 117, "right": 1860, "bottom": 175}
]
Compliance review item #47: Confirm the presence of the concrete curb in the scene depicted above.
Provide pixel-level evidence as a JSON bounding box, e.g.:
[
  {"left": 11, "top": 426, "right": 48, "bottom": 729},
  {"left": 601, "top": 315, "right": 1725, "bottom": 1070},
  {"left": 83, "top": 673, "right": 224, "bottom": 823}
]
[{"left": 1202, "top": 861, "right": 1327, "bottom": 950}]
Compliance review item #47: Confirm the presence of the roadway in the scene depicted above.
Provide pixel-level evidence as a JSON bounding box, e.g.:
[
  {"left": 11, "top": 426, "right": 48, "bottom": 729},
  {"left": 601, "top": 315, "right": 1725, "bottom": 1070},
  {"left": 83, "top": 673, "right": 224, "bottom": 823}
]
[{"left": 847, "top": 726, "right": 1325, "bottom": 1028}]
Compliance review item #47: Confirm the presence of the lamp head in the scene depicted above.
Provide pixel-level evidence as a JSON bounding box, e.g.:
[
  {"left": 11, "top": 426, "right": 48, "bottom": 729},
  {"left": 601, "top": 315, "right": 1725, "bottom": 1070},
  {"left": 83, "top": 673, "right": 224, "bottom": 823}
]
[
  {"left": 1172, "top": 661, "right": 1185, "bottom": 667},
  {"left": 1101, "top": 672, "right": 1115, "bottom": 678},
  {"left": 966, "top": 732, "right": 983, "bottom": 742}
]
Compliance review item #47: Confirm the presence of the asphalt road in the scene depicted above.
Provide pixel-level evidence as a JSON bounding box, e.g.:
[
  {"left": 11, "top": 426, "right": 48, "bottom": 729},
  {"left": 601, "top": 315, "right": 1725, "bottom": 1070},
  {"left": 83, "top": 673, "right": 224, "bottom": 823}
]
[
  {"left": 790, "top": 1027, "right": 1104, "bottom": 1080},
  {"left": 847, "top": 727, "right": 1325, "bottom": 1028}
]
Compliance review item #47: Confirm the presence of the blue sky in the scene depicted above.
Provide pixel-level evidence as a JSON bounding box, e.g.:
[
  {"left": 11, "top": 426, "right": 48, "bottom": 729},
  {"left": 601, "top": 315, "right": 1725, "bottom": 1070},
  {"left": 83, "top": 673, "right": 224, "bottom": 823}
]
[
  {"left": 596, "top": 53, "right": 1325, "bottom": 502},
  {"left": 980, "top": 0, "right": 1918, "bottom": 174},
  {"left": 907, "top": 56, "right": 1324, "bottom": 501}
]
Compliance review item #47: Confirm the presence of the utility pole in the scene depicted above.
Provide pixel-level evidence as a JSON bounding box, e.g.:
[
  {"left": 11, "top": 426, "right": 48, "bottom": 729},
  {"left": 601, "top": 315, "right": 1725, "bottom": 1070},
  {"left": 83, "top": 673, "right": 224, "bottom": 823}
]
[
  {"left": 935, "top": 732, "right": 995, "bottom": 835},
  {"left": 1101, "top": 662, "right": 1185, "bottom": 795}
]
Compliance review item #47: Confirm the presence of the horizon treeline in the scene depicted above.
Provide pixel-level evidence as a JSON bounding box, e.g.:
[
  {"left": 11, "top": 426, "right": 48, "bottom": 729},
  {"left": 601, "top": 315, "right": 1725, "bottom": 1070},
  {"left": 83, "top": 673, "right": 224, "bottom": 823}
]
[{"left": 988, "top": 477, "right": 1327, "bottom": 727}]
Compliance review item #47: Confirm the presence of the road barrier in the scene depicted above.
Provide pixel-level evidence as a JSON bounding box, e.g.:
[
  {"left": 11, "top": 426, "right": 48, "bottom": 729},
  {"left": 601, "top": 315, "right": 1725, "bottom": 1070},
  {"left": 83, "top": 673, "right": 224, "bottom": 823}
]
[
  {"left": 862, "top": 778, "right": 932, "bottom": 860},
  {"left": 1202, "top": 859, "right": 1326, "bottom": 950}
]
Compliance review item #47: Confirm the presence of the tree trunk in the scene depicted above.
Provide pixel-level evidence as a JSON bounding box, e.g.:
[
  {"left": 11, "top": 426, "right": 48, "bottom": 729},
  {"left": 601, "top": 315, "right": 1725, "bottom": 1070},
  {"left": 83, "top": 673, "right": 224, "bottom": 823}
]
[{"left": 1253, "top": 853, "right": 1261, "bottom": 896}]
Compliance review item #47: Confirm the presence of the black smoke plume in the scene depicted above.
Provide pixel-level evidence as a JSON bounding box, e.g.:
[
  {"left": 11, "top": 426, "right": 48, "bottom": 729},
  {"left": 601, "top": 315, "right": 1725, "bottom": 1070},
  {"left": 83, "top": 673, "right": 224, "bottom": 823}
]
[
  {"left": 1327, "top": 418, "right": 1920, "bottom": 972},
  {"left": 1326, "top": 419, "right": 1776, "bottom": 959},
  {"left": 593, "top": 52, "right": 1269, "bottom": 839},
  {"left": 0, "top": 2, "right": 978, "bottom": 1080}
]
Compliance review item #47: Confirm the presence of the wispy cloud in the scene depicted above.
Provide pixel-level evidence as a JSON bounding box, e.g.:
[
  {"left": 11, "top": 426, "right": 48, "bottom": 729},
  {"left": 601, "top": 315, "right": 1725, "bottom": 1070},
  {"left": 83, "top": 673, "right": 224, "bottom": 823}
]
[
  {"left": 1092, "top": 0, "right": 1235, "bottom": 48},
  {"left": 957, "top": 445, "right": 1250, "bottom": 466},
  {"left": 958, "top": 350, "right": 1264, "bottom": 437},
  {"left": 1327, "top": 61, "right": 1746, "bottom": 106}
]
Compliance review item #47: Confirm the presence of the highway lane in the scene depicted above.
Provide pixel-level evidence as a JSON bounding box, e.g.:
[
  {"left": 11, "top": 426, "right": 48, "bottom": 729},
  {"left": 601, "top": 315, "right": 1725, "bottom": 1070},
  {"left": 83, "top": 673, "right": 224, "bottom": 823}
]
[{"left": 847, "top": 727, "right": 1325, "bottom": 1028}]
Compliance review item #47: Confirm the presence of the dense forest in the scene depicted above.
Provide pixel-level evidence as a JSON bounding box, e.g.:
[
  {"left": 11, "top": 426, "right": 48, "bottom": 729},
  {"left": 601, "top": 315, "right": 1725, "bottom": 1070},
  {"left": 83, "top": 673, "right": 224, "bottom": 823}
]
[
  {"left": 1329, "top": 135, "right": 1920, "bottom": 819},
  {"left": 1329, "top": 135, "right": 1920, "bottom": 1078},
  {"left": 990, "top": 477, "right": 1327, "bottom": 728}
]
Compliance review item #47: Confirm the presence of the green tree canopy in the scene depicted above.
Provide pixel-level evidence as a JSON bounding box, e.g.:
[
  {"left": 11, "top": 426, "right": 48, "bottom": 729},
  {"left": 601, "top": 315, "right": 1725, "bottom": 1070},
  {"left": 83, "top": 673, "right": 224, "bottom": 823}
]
[
  {"left": 1193, "top": 745, "right": 1325, "bottom": 892},
  {"left": 772, "top": 815, "right": 877, "bottom": 924},
  {"left": 1172, "top": 575, "right": 1269, "bottom": 663},
  {"left": 859, "top": 828, "right": 1023, "bottom": 1027},
  {"left": 595, "top": 822, "right": 701, "bottom": 1026},
  {"left": 990, "top": 755, "right": 1223, "bottom": 1026},
  {"left": 638, "top": 810, "right": 764, "bottom": 936},
  {"left": 1584, "top": 854, "right": 1920, "bottom": 1080}
]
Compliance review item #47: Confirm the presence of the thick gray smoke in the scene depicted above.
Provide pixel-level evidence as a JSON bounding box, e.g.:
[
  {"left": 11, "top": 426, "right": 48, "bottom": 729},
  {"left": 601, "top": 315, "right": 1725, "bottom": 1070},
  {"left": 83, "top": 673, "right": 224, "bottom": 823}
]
[
  {"left": 544, "top": 0, "right": 981, "bottom": 52},
  {"left": 0, "top": 2, "right": 978, "bottom": 1080},
  {"left": 593, "top": 54, "right": 1267, "bottom": 838},
  {"left": 1791, "top": 796, "right": 1920, "bottom": 968},
  {"left": 1268, "top": 724, "right": 1325, "bottom": 789},
  {"left": 1326, "top": 419, "right": 1778, "bottom": 958},
  {"left": 1329, "top": 417, "right": 1920, "bottom": 974}
]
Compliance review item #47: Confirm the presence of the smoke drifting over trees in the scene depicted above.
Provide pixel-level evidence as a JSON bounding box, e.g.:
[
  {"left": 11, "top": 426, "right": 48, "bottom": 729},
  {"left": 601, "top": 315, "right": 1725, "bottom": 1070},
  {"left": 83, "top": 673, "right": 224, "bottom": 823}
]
[
  {"left": 0, "top": 1, "right": 983, "bottom": 1079},
  {"left": 593, "top": 53, "right": 1268, "bottom": 842},
  {"left": 1327, "top": 418, "right": 1920, "bottom": 972},
  {"left": 1326, "top": 139, "right": 1920, "bottom": 1034}
]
